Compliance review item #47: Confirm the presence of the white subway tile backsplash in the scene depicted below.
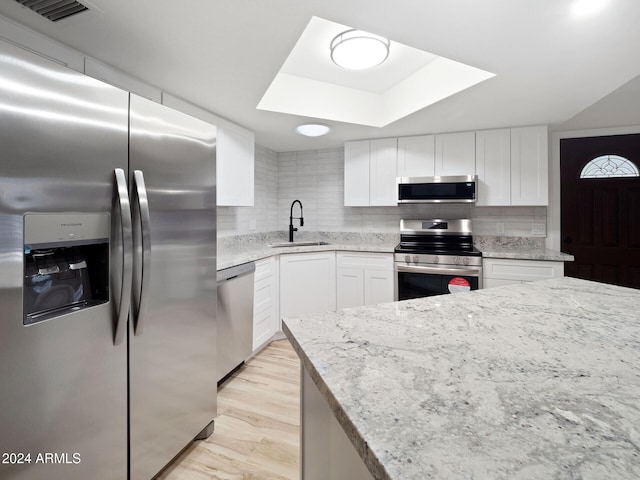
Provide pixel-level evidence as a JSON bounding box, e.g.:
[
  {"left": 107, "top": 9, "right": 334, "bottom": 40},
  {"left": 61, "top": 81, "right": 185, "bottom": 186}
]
[{"left": 217, "top": 144, "right": 547, "bottom": 239}]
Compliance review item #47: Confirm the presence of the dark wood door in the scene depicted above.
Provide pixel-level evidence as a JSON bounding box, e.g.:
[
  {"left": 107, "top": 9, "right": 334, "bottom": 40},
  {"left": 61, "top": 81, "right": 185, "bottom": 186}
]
[{"left": 560, "top": 134, "right": 640, "bottom": 289}]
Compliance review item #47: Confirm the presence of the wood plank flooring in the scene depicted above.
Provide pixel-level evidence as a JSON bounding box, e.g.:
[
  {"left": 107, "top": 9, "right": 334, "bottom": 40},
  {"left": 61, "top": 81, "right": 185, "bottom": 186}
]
[{"left": 157, "top": 339, "right": 301, "bottom": 480}]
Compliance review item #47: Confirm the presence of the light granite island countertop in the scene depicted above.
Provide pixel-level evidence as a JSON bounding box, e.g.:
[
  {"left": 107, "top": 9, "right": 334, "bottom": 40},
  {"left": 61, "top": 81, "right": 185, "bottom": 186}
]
[{"left": 283, "top": 277, "right": 640, "bottom": 480}]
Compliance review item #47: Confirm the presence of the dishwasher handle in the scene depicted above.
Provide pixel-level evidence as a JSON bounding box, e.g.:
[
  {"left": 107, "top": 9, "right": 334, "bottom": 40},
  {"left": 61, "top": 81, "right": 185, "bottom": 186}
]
[{"left": 217, "top": 262, "right": 256, "bottom": 284}]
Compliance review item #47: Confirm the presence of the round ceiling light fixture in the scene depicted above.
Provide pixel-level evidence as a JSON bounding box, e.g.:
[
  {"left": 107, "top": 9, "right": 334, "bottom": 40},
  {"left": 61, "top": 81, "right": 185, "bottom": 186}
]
[
  {"left": 295, "top": 123, "right": 331, "bottom": 137},
  {"left": 330, "top": 29, "right": 390, "bottom": 70}
]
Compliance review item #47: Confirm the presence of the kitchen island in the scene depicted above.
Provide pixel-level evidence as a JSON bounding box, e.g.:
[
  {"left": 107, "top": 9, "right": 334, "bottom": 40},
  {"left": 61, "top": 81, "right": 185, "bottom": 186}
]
[{"left": 283, "top": 277, "right": 640, "bottom": 480}]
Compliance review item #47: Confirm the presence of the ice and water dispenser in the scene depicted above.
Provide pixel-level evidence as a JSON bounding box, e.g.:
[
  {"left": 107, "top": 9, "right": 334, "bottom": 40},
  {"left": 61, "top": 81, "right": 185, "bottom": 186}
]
[{"left": 23, "top": 213, "right": 110, "bottom": 325}]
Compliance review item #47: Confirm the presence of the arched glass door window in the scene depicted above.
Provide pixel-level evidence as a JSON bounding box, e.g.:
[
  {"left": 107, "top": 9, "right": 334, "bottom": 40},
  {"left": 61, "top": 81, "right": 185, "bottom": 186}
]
[{"left": 580, "top": 154, "right": 640, "bottom": 178}]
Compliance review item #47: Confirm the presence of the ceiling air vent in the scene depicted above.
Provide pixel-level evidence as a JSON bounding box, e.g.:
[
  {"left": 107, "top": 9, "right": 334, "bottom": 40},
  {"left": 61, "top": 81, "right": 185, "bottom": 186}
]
[{"left": 15, "top": 0, "right": 88, "bottom": 22}]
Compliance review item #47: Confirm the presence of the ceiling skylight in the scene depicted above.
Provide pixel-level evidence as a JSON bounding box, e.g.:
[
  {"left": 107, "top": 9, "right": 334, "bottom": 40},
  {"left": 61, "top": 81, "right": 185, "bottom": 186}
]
[{"left": 257, "top": 17, "right": 495, "bottom": 128}]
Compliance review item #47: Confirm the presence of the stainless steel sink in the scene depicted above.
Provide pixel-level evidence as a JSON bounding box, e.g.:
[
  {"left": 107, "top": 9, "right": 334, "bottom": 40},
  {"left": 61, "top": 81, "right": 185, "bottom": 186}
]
[{"left": 267, "top": 241, "right": 330, "bottom": 248}]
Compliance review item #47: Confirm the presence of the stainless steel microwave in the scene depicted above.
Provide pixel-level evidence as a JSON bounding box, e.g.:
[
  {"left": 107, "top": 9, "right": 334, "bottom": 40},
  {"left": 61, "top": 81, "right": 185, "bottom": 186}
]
[{"left": 397, "top": 175, "right": 477, "bottom": 204}]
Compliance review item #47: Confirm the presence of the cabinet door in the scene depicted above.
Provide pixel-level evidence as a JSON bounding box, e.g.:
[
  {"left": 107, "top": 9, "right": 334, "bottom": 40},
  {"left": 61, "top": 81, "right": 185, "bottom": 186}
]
[
  {"left": 397, "top": 135, "right": 435, "bottom": 177},
  {"left": 344, "top": 140, "right": 370, "bottom": 206},
  {"left": 475, "top": 129, "right": 511, "bottom": 206},
  {"left": 510, "top": 125, "right": 548, "bottom": 206},
  {"left": 364, "top": 268, "right": 394, "bottom": 305},
  {"left": 253, "top": 258, "right": 278, "bottom": 350},
  {"left": 369, "top": 138, "right": 398, "bottom": 206},
  {"left": 435, "top": 132, "right": 476, "bottom": 176},
  {"left": 336, "top": 267, "right": 365, "bottom": 309},
  {"left": 280, "top": 253, "right": 336, "bottom": 317},
  {"left": 217, "top": 119, "right": 255, "bottom": 206}
]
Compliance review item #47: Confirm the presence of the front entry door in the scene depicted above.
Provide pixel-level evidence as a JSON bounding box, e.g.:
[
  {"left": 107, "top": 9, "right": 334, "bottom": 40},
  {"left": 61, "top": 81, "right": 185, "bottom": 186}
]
[{"left": 560, "top": 134, "right": 640, "bottom": 289}]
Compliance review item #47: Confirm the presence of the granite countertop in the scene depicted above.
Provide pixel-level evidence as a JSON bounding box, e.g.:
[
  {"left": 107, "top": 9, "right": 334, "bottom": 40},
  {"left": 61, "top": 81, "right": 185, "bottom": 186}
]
[
  {"left": 217, "top": 240, "right": 398, "bottom": 270},
  {"left": 283, "top": 277, "right": 640, "bottom": 480},
  {"left": 217, "top": 232, "right": 572, "bottom": 270},
  {"left": 480, "top": 245, "right": 574, "bottom": 261}
]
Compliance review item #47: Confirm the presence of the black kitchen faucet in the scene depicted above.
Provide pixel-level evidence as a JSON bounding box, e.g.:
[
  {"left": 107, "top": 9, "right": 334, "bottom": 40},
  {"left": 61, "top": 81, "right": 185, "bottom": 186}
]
[{"left": 289, "top": 199, "right": 304, "bottom": 242}]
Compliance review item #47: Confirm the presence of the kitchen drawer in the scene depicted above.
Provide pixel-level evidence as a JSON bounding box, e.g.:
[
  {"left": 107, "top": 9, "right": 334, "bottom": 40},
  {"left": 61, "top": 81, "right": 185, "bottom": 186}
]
[
  {"left": 254, "top": 276, "right": 275, "bottom": 314},
  {"left": 255, "top": 257, "right": 275, "bottom": 282},
  {"left": 336, "top": 252, "right": 393, "bottom": 270},
  {"left": 483, "top": 258, "right": 564, "bottom": 283}
]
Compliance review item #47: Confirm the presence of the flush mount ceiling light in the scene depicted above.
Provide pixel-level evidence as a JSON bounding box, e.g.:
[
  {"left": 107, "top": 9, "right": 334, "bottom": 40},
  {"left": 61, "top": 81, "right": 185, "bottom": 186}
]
[
  {"left": 295, "top": 123, "right": 331, "bottom": 137},
  {"left": 330, "top": 29, "right": 390, "bottom": 70}
]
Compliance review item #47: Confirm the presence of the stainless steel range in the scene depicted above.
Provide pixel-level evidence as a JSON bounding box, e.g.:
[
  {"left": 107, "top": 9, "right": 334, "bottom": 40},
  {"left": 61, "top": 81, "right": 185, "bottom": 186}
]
[{"left": 395, "top": 219, "right": 483, "bottom": 300}]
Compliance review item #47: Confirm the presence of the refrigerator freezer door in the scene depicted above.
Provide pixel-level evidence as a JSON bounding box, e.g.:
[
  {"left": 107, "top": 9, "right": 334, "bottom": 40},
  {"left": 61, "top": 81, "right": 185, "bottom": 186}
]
[
  {"left": 0, "top": 40, "right": 129, "bottom": 480},
  {"left": 128, "top": 95, "right": 217, "bottom": 480}
]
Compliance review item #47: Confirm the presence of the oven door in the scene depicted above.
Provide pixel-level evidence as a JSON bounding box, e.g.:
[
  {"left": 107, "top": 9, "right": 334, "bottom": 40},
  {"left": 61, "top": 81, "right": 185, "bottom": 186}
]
[{"left": 395, "top": 264, "right": 482, "bottom": 301}]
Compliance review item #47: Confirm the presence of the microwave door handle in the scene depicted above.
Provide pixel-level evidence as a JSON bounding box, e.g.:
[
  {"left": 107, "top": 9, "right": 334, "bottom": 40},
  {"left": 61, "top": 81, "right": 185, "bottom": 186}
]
[
  {"left": 114, "top": 168, "right": 133, "bottom": 346},
  {"left": 132, "top": 170, "right": 152, "bottom": 336}
]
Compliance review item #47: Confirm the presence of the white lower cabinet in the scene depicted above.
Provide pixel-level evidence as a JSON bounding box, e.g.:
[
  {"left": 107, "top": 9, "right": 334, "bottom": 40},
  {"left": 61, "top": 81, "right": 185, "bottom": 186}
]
[
  {"left": 483, "top": 258, "right": 564, "bottom": 288},
  {"left": 279, "top": 252, "right": 336, "bottom": 318},
  {"left": 336, "top": 252, "right": 394, "bottom": 309},
  {"left": 252, "top": 257, "right": 279, "bottom": 351}
]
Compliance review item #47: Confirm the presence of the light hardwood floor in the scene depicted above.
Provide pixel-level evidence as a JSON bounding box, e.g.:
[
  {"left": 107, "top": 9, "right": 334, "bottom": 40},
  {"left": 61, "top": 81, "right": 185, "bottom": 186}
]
[{"left": 157, "top": 339, "right": 301, "bottom": 480}]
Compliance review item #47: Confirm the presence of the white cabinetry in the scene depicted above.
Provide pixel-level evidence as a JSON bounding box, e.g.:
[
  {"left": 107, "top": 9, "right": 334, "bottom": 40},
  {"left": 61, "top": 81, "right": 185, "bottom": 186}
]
[
  {"left": 475, "top": 126, "right": 548, "bottom": 206},
  {"left": 280, "top": 252, "right": 336, "bottom": 317},
  {"left": 253, "top": 257, "right": 279, "bottom": 351},
  {"left": 336, "top": 253, "right": 394, "bottom": 309},
  {"left": 397, "top": 135, "right": 435, "bottom": 177},
  {"left": 475, "top": 129, "right": 511, "bottom": 206},
  {"left": 344, "top": 139, "right": 397, "bottom": 206},
  {"left": 434, "top": 132, "right": 476, "bottom": 176},
  {"left": 510, "top": 125, "right": 548, "bottom": 206},
  {"left": 483, "top": 258, "right": 564, "bottom": 288},
  {"left": 217, "top": 119, "right": 255, "bottom": 206}
]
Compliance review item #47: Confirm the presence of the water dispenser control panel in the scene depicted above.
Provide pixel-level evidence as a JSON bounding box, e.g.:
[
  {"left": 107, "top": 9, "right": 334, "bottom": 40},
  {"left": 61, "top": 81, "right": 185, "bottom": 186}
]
[{"left": 23, "top": 213, "right": 110, "bottom": 325}]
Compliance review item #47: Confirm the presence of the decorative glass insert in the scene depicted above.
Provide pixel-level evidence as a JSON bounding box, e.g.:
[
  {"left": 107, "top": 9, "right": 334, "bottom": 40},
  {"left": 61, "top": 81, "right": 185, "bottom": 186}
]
[{"left": 580, "top": 155, "right": 640, "bottom": 178}]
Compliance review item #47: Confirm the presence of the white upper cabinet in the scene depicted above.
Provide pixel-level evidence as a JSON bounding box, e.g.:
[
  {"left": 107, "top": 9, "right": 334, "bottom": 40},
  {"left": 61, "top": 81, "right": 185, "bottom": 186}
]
[
  {"left": 344, "top": 138, "right": 397, "bottom": 206},
  {"left": 475, "top": 125, "right": 548, "bottom": 206},
  {"left": 510, "top": 125, "right": 548, "bottom": 206},
  {"left": 475, "top": 129, "right": 511, "bottom": 206},
  {"left": 369, "top": 138, "right": 398, "bottom": 206},
  {"left": 397, "top": 135, "right": 435, "bottom": 177},
  {"left": 344, "top": 140, "right": 370, "bottom": 206},
  {"left": 216, "top": 119, "right": 255, "bottom": 206},
  {"left": 434, "top": 132, "right": 476, "bottom": 176}
]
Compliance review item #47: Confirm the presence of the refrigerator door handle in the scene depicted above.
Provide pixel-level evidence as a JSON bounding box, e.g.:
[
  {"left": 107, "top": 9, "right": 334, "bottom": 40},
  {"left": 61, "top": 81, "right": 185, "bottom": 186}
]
[
  {"left": 114, "top": 168, "right": 133, "bottom": 346},
  {"left": 132, "top": 169, "right": 152, "bottom": 336}
]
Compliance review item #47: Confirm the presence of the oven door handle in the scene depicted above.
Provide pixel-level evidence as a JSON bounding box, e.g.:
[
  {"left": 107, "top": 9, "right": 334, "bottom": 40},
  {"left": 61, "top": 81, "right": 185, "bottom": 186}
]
[{"left": 396, "top": 264, "right": 482, "bottom": 276}]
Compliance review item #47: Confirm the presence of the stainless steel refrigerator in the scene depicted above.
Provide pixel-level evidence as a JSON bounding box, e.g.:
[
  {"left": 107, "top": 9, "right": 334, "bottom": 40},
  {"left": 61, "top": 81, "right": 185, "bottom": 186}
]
[{"left": 0, "top": 39, "right": 217, "bottom": 480}]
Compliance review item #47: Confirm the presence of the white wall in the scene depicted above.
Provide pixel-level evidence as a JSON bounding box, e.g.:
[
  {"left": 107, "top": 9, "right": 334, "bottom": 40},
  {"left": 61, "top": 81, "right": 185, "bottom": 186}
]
[{"left": 218, "top": 145, "right": 547, "bottom": 238}]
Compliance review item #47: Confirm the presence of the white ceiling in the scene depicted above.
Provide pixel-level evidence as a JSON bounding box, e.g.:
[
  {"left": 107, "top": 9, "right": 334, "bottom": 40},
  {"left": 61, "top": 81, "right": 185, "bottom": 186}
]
[
  {"left": 257, "top": 16, "right": 495, "bottom": 127},
  {"left": 0, "top": 0, "right": 639, "bottom": 152}
]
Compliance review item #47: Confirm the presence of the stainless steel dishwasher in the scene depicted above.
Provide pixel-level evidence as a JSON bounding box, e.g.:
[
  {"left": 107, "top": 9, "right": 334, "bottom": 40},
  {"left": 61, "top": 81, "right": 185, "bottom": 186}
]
[{"left": 216, "top": 261, "right": 256, "bottom": 384}]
